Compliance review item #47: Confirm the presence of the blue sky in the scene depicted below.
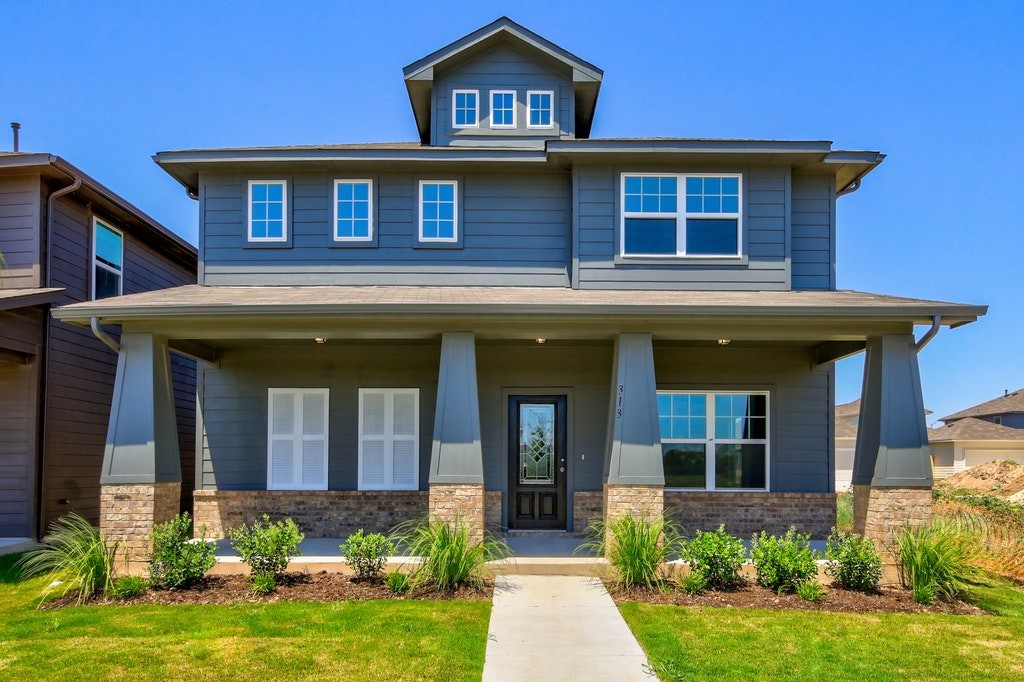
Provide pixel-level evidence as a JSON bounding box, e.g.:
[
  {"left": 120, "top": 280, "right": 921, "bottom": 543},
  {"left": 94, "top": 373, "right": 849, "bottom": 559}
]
[{"left": 4, "top": 1, "right": 1021, "bottom": 422}]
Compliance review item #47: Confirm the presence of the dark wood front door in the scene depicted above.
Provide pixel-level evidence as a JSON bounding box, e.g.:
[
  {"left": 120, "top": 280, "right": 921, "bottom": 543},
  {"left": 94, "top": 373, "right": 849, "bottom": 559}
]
[{"left": 508, "top": 395, "right": 567, "bottom": 530}]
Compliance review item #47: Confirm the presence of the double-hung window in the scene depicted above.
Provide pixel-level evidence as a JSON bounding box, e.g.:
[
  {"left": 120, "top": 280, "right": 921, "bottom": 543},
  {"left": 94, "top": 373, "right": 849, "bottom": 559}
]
[
  {"left": 92, "top": 219, "right": 123, "bottom": 299},
  {"left": 248, "top": 180, "right": 287, "bottom": 242},
  {"left": 527, "top": 90, "right": 553, "bottom": 128},
  {"left": 359, "top": 388, "right": 419, "bottom": 491},
  {"left": 621, "top": 174, "right": 742, "bottom": 257},
  {"left": 334, "top": 180, "right": 373, "bottom": 241},
  {"left": 658, "top": 391, "right": 768, "bottom": 490},
  {"left": 452, "top": 89, "right": 479, "bottom": 128},
  {"left": 418, "top": 180, "right": 458, "bottom": 242},
  {"left": 490, "top": 90, "right": 516, "bottom": 128},
  {"left": 267, "top": 388, "right": 329, "bottom": 491}
]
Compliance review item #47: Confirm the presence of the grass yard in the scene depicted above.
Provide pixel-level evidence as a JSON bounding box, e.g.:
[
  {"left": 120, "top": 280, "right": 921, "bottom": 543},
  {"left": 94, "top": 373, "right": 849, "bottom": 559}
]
[
  {"left": 0, "top": 554, "right": 491, "bottom": 681},
  {"left": 622, "top": 579, "right": 1024, "bottom": 681}
]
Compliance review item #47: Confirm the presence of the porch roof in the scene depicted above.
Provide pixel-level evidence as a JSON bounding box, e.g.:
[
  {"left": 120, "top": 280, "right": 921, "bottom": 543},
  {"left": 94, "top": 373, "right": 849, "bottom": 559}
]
[{"left": 0, "top": 287, "right": 65, "bottom": 312}]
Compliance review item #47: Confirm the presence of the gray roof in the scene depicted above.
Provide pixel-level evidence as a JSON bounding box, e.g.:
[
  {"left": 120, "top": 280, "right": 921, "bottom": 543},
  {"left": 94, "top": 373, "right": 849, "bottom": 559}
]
[
  {"left": 940, "top": 389, "right": 1024, "bottom": 422},
  {"left": 928, "top": 417, "right": 1024, "bottom": 442},
  {"left": 0, "top": 287, "right": 64, "bottom": 312}
]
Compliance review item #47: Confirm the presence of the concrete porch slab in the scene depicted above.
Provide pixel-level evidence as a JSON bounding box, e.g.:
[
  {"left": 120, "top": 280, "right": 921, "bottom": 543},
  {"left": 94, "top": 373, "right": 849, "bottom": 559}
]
[{"left": 0, "top": 538, "right": 36, "bottom": 556}]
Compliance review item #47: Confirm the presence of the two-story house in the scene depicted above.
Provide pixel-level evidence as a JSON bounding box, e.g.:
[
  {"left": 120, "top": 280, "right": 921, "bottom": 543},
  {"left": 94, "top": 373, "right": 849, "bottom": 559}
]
[
  {"left": 0, "top": 152, "right": 197, "bottom": 541},
  {"left": 52, "top": 18, "right": 985, "bottom": 560}
]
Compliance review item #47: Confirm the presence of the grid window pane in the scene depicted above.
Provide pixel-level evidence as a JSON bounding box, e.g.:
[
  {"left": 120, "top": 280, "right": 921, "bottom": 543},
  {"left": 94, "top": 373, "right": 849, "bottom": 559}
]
[
  {"left": 715, "top": 444, "right": 766, "bottom": 489},
  {"left": 685, "top": 175, "right": 740, "bottom": 215},
  {"left": 623, "top": 218, "right": 676, "bottom": 255},
  {"left": 624, "top": 176, "right": 676, "bottom": 214},
  {"left": 250, "top": 182, "right": 285, "bottom": 240},
  {"left": 714, "top": 394, "right": 767, "bottom": 439},
  {"left": 336, "top": 181, "right": 372, "bottom": 239},
  {"left": 529, "top": 92, "right": 552, "bottom": 126},
  {"left": 454, "top": 91, "right": 477, "bottom": 126},
  {"left": 663, "top": 443, "right": 706, "bottom": 488},
  {"left": 658, "top": 393, "right": 707, "bottom": 439},
  {"left": 492, "top": 92, "right": 515, "bottom": 126},
  {"left": 420, "top": 182, "right": 457, "bottom": 240}
]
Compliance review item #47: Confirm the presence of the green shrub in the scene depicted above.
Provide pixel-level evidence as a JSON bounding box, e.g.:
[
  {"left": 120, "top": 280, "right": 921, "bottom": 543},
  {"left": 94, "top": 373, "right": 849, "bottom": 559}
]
[
  {"left": 678, "top": 570, "right": 708, "bottom": 596},
  {"left": 340, "top": 530, "right": 393, "bottom": 581},
  {"left": 836, "top": 492, "right": 854, "bottom": 534},
  {"left": 149, "top": 513, "right": 217, "bottom": 589},
  {"left": 17, "top": 512, "right": 118, "bottom": 605},
  {"left": 107, "top": 575, "right": 148, "bottom": 600},
  {"left": 228, "top": 515, "right": 304, "bottom": 578},
  {"left": 681, "top": 525, "right": 746, "bottom": 588},
  {"left": 581, "top": 513, "right": 680, "bottom": 589},
  {"left": 387, "top": 571, "right": 411, "bottom": 595},
  {"left": 896, "top": 520, "right": 978, "bottom": 604},
  {"left": 750, "top": 527, "right": 819, "bottom": 594},
  {"left": 390, "top": 517, "right": 509, "bottom": 591},
  {"left": 796, "top": 580, "right": 825, "bottom": 602},
  {"left": 250, "top": 572, "right": 276, "bottom": 595},
  {"left": 825, "top": 528, "right": 882, "bottom": 591}
]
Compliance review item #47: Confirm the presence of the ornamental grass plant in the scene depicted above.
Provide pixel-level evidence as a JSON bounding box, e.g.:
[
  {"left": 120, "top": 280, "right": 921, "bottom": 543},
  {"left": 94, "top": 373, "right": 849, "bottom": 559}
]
[
  {"left": 17, "top": 512, "right": 118, "bottom": 605},
  {"left": 390, "top": 516, "right": 509, "bottom": 591},
  {"left": 581, "top": 513, "right": 681, "bottom": 589}
]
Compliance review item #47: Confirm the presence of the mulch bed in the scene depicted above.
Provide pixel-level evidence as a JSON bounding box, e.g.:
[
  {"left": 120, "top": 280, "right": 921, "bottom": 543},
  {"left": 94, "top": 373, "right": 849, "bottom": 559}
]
[
  {"left": 609, "top": 580, "right": 987, "bottom": 615},
  {"left": 40, "top": 572, "right": 492, "bottom": 609}
]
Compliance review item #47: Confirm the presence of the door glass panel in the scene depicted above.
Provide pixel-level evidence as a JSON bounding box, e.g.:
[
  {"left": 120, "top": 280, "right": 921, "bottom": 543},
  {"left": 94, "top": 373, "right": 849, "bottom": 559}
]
[{"left": 519, "top": 404, "right": 555, "bottom": 485}]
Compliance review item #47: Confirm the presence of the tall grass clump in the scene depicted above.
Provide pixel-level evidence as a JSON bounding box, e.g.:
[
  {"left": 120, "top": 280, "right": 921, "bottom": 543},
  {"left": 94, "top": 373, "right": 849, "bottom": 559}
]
[
  {"left": 390, "top": 517, "right": 509, "bottom": 591},
  {"left": 581, "top": 513, "right": 681, "bottom": 589},
  {"left": 836, "top": 491, "right": 854, "bottom": 534},
  {"left": 896, "top": 519, "right": 979, "bottom": 604},
  {"left": 17, "top": 512, "right": 118, "bottom": 605}
]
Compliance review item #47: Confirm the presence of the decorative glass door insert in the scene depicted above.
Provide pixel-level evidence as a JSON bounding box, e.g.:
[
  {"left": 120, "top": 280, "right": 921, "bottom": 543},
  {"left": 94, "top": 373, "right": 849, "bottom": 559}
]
[{"left": 519, "top": 404, "right": 555, "bottom": 484}]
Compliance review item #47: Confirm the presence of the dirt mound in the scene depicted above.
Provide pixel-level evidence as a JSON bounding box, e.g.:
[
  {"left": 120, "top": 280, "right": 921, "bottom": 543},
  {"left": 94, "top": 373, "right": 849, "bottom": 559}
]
[{"left": 940, "top": 460, "right": 1024, "bottom": 498}]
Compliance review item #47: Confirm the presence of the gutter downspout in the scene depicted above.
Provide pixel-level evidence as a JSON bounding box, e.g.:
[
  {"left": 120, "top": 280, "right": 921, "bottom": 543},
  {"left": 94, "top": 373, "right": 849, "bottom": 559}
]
[
  {"left": 186, "top": 187, "right": 198, "bottom": 200},
  {"left": 835, "top": 178, "right": 861, "bottom": 197},
  {"left": 90, "top": 317, "right": 120, "bottom": 353},
  {"left": 915, "top": 315, "right": 941, "bottom": 353},
  {"left": 46, "top": 177, "right": 82, "bottom": 287}
]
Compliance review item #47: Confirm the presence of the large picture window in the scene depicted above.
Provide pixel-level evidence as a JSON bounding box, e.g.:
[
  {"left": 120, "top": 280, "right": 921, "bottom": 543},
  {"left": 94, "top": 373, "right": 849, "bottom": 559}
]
[
  {"left": 658, "top": 391, "right": 768, "bottom": 490},
  {"left": 359, "top": 388, "right": 419, "bottom": 491}
]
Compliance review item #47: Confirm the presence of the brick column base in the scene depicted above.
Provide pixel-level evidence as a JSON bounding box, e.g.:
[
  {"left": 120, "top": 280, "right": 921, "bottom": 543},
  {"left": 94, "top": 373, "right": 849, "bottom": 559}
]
[
  {"left": 429, "top": 483, "right": 485, "bottom": 545},
  {"left": 603, "top": 483, "right": 665, "bottom": 557},
  {"left": 853, "top": 484, "right": 931, "bottom": 559},
  {"left": 100, "top": 482, "right": 181, "bottom": 572}
]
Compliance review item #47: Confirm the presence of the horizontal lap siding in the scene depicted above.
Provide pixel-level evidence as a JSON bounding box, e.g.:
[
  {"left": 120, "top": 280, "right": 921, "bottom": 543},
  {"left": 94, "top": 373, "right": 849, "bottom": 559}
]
[
  {"left": 201, "top": 171, "right": 571, "bottom": 286},
  {"left": 0, "top": 308, "right": 42, "bottom": 536},
  {"left": 0, "top": 174, "right": 42, "bottom": 287},
  {"left": 574, "top": 165, "right": 791, "bottom": 290},
  {"left": 791, "top": 174, "right": 834, "bottom": 290}
]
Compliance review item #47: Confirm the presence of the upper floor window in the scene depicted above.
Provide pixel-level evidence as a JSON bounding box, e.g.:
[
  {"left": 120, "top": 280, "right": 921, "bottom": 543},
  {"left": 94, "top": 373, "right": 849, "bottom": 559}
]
[
  {"left": 248, "top": 180, "right": 287, "bottom": 242},
  {"left": 490, "top": 90, "right": 516, "bottom": 128},
  {"left": 92, "top": 218, "right": 123, "bottom": 300},
  {"left": 334, "top": 180, "right": 373, "bottom": 241},
  {"left": 527, "top": 90, "right": 554, "bottom": 128},
  {"left": 621, "top": 174, "right": 742, "bottom": 258},
  {"left": 419, "top": 181, "right": 458, "bottom": 242},
  {"left": 452, "top": 89, "right": 479, "bottom": 128}
]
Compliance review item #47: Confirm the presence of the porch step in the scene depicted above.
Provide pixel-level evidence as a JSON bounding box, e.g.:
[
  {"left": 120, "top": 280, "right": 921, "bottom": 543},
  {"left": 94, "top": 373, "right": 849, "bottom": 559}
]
[{"left": 502, "top": 530, "right": 585, "bottom": 539}]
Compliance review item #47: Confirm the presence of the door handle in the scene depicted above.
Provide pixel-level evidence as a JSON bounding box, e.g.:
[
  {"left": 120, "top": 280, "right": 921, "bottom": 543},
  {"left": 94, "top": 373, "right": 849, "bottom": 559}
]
[{"left": 559, "top": 466, "right": 566, "bottom": 473}]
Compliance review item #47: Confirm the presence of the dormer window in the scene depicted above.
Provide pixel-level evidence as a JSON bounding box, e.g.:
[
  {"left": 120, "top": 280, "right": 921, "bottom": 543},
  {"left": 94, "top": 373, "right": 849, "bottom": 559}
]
[
  {"left": 527, "top": 90, "right": 554, "bottom": 129},
  {"left": 490, "top": 90, "right": 516, "bottom": 128},
  {"left": 452, "top": 90, "right": 479, "bottom": 128}
]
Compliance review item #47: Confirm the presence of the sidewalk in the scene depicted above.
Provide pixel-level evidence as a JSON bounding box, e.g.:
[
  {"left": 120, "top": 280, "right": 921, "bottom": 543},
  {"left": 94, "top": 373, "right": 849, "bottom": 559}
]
[{"left": 482, "top": 574, "right": 653, "bottom": 681}]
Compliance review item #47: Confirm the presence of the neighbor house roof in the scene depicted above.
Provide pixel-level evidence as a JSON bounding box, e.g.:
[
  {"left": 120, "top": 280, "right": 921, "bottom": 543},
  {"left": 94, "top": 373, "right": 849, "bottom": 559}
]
[
  {"left": 928, "top": 417, "right": 1024, "bottom": 442},
  {"left": 940, "top": 389, "right": 1024, "bottom": 423},
  {"left": 0, "top": 287, "right": 64, "bottom": 312}
]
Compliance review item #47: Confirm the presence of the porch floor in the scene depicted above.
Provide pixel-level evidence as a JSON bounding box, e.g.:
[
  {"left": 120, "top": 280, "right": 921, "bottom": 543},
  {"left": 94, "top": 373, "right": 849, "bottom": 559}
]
[{"left": 0, "top": 538, "right": 36, "bottom": 556}]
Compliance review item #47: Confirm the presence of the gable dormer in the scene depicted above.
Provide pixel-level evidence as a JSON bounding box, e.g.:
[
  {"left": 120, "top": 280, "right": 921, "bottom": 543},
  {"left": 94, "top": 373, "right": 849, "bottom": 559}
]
[{"left": 403, "top": 17, "right": 603, "bottom": 147}]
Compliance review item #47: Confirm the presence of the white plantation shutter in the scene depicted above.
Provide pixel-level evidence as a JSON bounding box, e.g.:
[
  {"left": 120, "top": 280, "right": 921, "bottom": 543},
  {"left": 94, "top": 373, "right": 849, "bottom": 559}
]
[
  {"left": 267, "top": 389, "right": 329, "bottom": 490},
  {"left": 359, "top": 389, "right": 419, "bottom": 490}
]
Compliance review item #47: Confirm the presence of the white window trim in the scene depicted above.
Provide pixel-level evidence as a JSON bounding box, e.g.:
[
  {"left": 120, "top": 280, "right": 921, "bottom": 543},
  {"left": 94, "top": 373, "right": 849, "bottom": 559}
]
[
  {"left": 358, "top": 388, "right": 420, "bottom": 491},
  {"left": 619, "top": 173, "right": 743, "bottom": 259},
  {"left": 247, "top": 179, "right": 288, "bottom": 242},
  {"left": 452, "top": 89, "right": 480, "bottom": 129},
  {"left": 418, "top": 180, "right": 459, "bottom": 243},
  {"left": 658, "top": 390, "right": 770, "bottom": 493},
  {"left": 332, "top": 179, "right": 374, "bottom": 242},
  {"left": 526, "top": 89, "right": 555, "bottom": 129},
  {"left": 267, "top": 388, "right": 329, "bottom": 492},
  {"left": 91, "top": 217, "right": 123, "bottom": 300},
  {"left": 489, "top": 89, "right": 517, "bottom": 129}
]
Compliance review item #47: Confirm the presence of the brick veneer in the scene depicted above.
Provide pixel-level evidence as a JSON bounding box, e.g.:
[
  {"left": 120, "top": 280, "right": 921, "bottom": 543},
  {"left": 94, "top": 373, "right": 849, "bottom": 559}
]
[
  {"left": 853, "top": 485, "right": 931, "bottom": 556},
  {"left": 429, "top": 483, "right": 485, "bottom": 544},
  {"left": 485, "top": 490, "right": 502, "bottom": 531},
  {"left": 603, "top": 484, "right": 665, "bottom": 554},
  {"left": 664, "top": 491, "right": 837, "bottom": 539},
  {"left": 192, "top": 490, "right": 428, "bottom": 538},
  {"left": 573, "top": 491, "right": 603, "bottom": 533},
  {"left": 101, "top": 482, "right": 181, "bottom": 569}
]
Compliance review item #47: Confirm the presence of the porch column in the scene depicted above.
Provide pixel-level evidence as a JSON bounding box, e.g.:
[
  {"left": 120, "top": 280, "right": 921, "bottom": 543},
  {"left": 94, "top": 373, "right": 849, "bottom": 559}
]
[
  {"left": 100, "top": 332, "right": 181, "bottom": 568},
  {"left": 428, "top": 332, "right": 484, "bottom": 542},
  {"left": 603, "top": 334, "right": 665, "bottom": 546},
  {"left": 852, "top": 334, "right": 932, "bottom": 552}
]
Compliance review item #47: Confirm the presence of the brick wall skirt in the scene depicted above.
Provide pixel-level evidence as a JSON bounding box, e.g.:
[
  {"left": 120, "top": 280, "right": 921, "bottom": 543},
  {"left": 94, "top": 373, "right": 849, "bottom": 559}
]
[
  {"left": 193, "top": 490, "right": 428, "bottom": 538},
  {"left": 428, "top": 483, "right": 484, "bottom": 544},
  {"left": 485, "top": 490, "right": 502, "bottom": 531},
  {"left": 573, "top": 491, "right": 602, "bottom": 533},
  {"left": 853, "top": 485, "right": 931, "bottom": 554},
  {"left": 664, "top": 491, "right": 837, "bottom": 539},
  {"left": 101, "top": 482, "right": 181, "bottom": 568}
]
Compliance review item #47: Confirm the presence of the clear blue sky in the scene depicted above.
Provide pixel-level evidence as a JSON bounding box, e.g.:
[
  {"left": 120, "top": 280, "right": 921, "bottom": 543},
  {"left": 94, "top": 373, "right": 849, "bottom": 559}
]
[{"left": 4, "top": 1, "right": 1021, "bottom": 422}]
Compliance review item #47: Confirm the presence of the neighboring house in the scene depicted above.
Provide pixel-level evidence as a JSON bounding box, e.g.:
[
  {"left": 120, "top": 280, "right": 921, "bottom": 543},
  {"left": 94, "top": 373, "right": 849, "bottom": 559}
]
[
  {"left": 52, "top": 17, "right": 985, "bottom": 560},
  {"left": 928, "top": 418, "right": 1024, "bottom": 477},
  {"left": 939, "top": 388, "right": 1024, "bottom": 430},
  {"left": 834, "top": 399, "right": 932, "bottom": 490},
  {"left": 0, "top": 153, "right": 197, "bottom": 539}
]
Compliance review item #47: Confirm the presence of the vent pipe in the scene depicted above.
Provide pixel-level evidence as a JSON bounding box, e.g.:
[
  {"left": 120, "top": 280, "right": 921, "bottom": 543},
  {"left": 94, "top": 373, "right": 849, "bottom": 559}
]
[{"left": 11, "top": 122, "right": 20, "bottom": 152}]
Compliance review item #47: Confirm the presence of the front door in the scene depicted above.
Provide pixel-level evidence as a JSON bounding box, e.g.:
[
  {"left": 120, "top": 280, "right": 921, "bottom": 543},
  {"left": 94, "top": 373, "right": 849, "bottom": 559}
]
[{"left": 508, "top": 395, "right": 567, "bottom": 530}]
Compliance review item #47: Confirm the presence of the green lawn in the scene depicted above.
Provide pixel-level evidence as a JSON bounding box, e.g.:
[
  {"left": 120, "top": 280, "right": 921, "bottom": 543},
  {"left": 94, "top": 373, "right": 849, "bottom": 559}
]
[
  {"left": 0, "top": 554, "right": 490, "bottom": 681},
  {"left": 621, "top": 580, "right": 1024, "bottom": 681}
]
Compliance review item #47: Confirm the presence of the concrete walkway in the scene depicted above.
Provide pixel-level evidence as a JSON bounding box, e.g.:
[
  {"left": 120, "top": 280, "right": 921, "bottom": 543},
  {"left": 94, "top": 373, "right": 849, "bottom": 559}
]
[{"left": 483, "top": 575, "right": 653, "bottom": 681}]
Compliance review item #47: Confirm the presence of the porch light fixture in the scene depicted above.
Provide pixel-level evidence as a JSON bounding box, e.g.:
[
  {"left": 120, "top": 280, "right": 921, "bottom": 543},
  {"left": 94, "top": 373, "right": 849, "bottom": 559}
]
[
  {"left": 718, "top": 339, "right": 731, "bottom": 346},
  {"left": 314, "top": 337, "right": 327, "bottom": 344},
  {"left": 535, "top": 337, "right": 546, "bottom": 344}
]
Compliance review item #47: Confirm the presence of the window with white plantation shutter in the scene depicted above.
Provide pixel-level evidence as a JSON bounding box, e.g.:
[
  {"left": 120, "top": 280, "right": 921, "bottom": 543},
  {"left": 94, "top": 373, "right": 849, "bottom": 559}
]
[
  {"left": 359, "top": 388, "right": 419, "bottom": 490},
  {"left": 267, "top": 389, "right": 329, "bottom": 490}
]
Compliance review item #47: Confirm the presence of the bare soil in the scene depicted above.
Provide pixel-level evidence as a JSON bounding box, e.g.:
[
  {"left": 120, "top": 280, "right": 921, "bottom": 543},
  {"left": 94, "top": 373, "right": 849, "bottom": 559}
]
[{"left": 940, "top": 461, "right": 1024, "bottom": 499}]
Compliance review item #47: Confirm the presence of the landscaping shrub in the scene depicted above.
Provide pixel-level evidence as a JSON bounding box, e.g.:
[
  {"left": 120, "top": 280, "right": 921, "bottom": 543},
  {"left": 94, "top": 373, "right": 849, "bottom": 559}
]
[
  {"left": 825, "top": 528, "right": 882, "bottom": 591},
  {"left": 107, "top": 575, "right": 148, "bottom": 600},
  {"left": 228, "top": 515, "right": 304, "bottom": 579},
  {"left": 896, "top": 519, "right": 978, "bottom": 604},
  {"left": 581, "top": 513, "right": 681, "bottom": 589},
  {"left": 678, "top": 570, "right": 708, "bottom": 596},
  {"left": 149, "top": 513, "right": 217, "bottom": 589},
  {"left": 250, "top": 572, "right": 276, "bottom": 595},
  {"left": 387, "top": 571, "right": 411, "bottom": 595},
  {"left": 750, "top": 527, "right": 819, "bottom": 594},
  {"left": 390, "top": 517, "right": 508, "bottom": 591},
  {"left": 681, "top": 525, "right": 746, "bottom": 588},
  {"left": 340, "top": 530, "right": 393, "bottom": 581},
  {"left": 17, "top": 512, "right": 118, "bottom": 605},
  {"left": 796, "top": 580, "right": 825, "bottom": 602}
]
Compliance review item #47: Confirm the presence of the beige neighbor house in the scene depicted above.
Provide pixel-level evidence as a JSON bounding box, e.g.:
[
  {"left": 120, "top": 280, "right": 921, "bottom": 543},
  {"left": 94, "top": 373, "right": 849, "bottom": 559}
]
[{"left": 929, "top": 389, "right": 1024, "bottom": 476}]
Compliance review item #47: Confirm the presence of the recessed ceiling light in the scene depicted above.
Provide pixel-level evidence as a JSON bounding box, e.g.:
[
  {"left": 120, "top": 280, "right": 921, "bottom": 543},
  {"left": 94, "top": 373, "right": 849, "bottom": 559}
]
[
  {"left": 314, "top": 337, "right": 327, "bottom": 344},
  {"left": 536, "top": 338, "right": 546, "bottom": 344},
  {"left": 718, "top": 339, "right": 731, "bottom": 346}
]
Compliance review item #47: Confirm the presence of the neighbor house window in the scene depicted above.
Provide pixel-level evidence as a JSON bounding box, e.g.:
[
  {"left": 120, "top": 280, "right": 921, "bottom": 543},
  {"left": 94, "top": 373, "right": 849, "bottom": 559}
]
[
  {"left": 658, "top": 391, "right": 768, "bottom": 490},
  {"left": 359, "top": 388, "right": 419, "bottom": 491},
  {"left": 621, "top": 174, "right": 742, "bottom": 257},
  {"left": 490, "top": 90, "right": 516, "bottom": 128},
  {"left": 267, "top": 388, "right": 329, "bottom": 491},
  {"left": 334, "top": 180, "right": 373, "bottom": 241},
  {"left": 248, "top": 180, "right": 287, "bottom": 242},
  {"left": 92, "top": 219, "right": 123, "bottom": 299},
  {"left": 452, "top": 89, "right": 479, "bottom": 128},
  {"left": 527, "top": 90, "right": 554, "bottom": 128},
  {"left": 418, "top": 180, "right": 458, "bottom": 242}
]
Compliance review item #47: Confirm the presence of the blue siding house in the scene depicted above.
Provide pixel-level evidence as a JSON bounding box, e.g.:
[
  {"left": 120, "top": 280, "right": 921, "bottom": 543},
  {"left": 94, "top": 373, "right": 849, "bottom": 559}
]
[{"left": 53, "top": 18, "right": 985, "bottom": 559}]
